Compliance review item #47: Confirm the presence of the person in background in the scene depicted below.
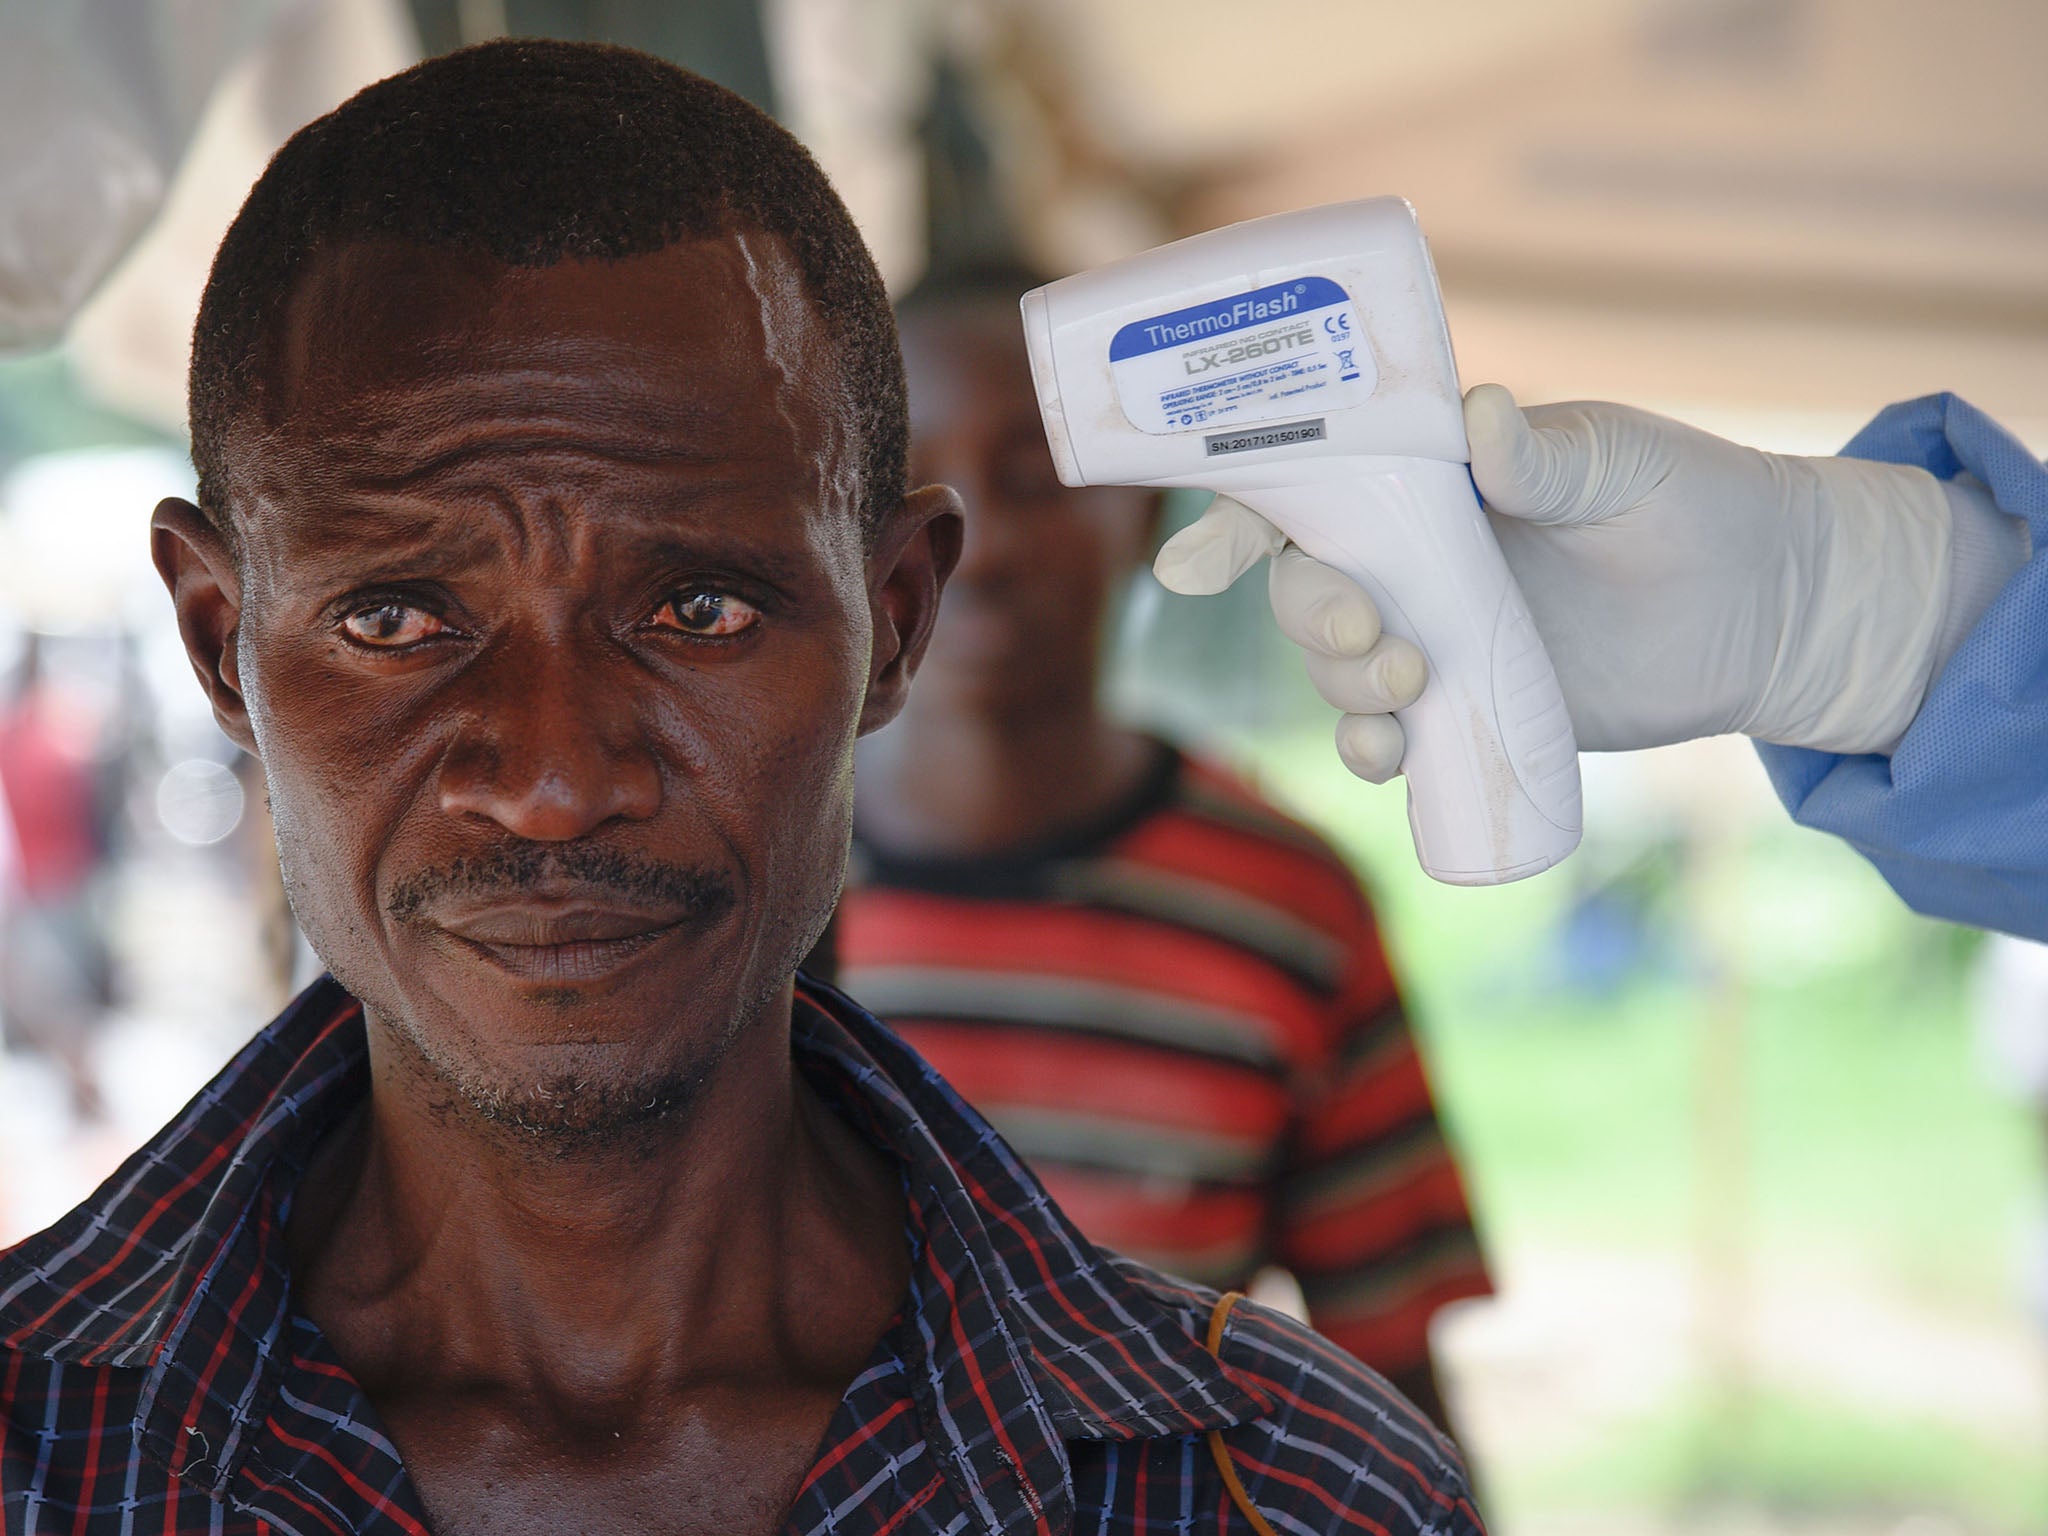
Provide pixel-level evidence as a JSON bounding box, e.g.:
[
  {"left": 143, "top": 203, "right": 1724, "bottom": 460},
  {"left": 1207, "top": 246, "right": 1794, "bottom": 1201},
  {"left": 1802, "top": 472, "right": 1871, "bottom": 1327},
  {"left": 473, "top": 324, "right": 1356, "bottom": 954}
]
[
  {"left": 840, "top": 264, "right": 1491, "bottom": 1429},
  {"left": 0, "top": 635, "right": 113, "bottom": 1111}
]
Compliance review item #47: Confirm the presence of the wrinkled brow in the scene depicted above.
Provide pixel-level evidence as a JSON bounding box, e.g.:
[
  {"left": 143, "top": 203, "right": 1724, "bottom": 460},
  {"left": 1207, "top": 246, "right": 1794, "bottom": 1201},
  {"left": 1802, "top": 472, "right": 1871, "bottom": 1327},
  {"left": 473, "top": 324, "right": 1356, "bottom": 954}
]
[
  {"left": 262, "top": 369, "right": 764, "bottom": 488},
  {"left": 239, "top": 467, "right": 832, "bottom": 592}
]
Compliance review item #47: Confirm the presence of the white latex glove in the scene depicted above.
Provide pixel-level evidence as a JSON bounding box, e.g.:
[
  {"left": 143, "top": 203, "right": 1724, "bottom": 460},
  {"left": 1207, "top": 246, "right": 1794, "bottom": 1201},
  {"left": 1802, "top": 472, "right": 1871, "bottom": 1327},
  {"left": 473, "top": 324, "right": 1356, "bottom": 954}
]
[{"left": 1154, "top": 385, "right": 2028, "bottom": 781}]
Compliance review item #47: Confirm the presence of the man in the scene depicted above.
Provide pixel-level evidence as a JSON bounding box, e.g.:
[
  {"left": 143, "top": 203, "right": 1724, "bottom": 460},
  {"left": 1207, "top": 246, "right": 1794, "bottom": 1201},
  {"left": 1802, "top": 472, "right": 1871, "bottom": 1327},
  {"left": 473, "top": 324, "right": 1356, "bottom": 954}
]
[
  {"left": 0, "top": 41, "right": 1482, "bottom": 1536},
  {"left": 841, "top": 267, "right": 1490, "bottom": 1430}
]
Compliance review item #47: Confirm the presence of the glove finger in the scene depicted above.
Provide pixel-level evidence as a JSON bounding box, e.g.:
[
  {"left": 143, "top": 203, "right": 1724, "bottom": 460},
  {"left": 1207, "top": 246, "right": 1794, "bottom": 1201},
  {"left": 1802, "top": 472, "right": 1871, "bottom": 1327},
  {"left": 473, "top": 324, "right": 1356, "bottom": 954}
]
[
  {"left": 1152, "top": 495, "right": 1286, "bottom": 595},
  {"left": 1333, "top": 712, "right": 1405, "bottom": 784},
  {"left": 1267, "top": 545, "right": 1382, "bottom": 657},
  {"left": 1465, "top": 382, "right": 1595, "bottom": 527},
  {"left": 1302, "top": 634, "right": 1429, "bottom": 715}
]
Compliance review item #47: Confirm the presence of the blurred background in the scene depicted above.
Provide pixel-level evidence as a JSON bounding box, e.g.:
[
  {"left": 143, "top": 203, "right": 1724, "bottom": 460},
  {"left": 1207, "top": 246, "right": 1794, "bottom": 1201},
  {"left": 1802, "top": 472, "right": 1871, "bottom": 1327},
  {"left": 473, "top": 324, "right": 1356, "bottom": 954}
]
[{"left": 0, "top": 1, "right": 2042, "bottom": 1531}]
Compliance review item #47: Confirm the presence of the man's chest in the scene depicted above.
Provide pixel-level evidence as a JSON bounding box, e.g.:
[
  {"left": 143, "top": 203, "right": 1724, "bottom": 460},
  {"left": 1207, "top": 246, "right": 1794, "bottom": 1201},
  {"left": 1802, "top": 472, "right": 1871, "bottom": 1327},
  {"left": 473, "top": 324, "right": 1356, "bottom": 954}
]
[
  {"left": 386, "top": 1401, "right": 831, "bottom": 1536},
  {"left": 222, "top": 1341, "right": 967, "bottom": 1536},
  {"left": 259, "top": 1329, "right": 895, "bottom": 1536},
  {"left": 3, "top": 1340, "right": 1236, "bottom": 1536}
]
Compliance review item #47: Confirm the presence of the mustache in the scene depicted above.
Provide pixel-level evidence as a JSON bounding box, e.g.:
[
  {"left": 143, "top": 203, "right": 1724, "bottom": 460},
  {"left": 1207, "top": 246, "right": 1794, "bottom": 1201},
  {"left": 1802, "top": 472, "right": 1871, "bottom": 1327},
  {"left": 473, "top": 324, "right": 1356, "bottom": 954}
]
[{"left": 386, "top": 842, "right": 737, "bottom": 924}]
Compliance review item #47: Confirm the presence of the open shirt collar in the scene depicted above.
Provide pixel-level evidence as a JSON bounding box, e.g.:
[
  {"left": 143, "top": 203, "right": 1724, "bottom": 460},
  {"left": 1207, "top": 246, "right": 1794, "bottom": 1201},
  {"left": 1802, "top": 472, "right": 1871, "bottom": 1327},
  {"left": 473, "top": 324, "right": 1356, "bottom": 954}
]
[{"left": 1, "top": 976, "right": 1266, "bottom": 1523}]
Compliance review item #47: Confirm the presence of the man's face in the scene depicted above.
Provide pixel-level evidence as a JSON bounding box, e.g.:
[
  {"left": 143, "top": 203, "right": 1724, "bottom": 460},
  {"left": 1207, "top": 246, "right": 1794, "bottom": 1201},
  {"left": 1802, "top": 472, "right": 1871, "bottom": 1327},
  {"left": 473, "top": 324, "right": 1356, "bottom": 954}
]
[
  {"left": 898, "top": 300, "right": 1156, "bottom": 714},
  {"left": 159, "top": 233, "right": 955, "bottom": 1148}
]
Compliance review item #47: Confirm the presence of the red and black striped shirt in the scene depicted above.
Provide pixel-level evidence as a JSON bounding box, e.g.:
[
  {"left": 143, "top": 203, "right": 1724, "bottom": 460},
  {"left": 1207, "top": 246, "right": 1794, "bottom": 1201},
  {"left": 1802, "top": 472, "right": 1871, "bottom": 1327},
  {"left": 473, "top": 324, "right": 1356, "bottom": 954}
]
[
  {"left": 841, "top": 744, "right": 1490, "bottom": 1373},
  {"left": 1, "top": 974, "right": 1485, "bottom": 1534}
]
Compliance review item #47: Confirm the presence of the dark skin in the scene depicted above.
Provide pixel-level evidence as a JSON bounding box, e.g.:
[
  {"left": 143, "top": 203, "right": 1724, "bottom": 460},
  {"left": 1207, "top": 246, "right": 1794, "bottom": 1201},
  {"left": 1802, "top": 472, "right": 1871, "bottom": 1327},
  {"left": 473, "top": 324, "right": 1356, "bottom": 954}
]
[
  {"left": 151, "top": 231, "right": 962, "bottom": 1536},
  {"left": 855, "top": 299, "right": 1456, "bottom": 1434}
]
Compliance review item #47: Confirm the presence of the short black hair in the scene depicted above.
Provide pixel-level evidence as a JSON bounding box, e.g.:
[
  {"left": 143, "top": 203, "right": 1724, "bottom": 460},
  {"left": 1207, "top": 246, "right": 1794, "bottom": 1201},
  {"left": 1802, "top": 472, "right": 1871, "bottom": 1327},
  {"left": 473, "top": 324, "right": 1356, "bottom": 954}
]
[{"left": 188, "top": 38, "right": 905, "bottom": 541}]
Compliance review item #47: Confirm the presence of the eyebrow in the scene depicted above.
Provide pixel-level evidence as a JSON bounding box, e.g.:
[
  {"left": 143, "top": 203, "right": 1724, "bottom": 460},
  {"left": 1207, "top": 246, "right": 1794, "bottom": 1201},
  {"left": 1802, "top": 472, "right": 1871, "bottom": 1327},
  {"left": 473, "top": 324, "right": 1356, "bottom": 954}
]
[{"left": 610, "top": 532, "right": 818, "bottom": 589}]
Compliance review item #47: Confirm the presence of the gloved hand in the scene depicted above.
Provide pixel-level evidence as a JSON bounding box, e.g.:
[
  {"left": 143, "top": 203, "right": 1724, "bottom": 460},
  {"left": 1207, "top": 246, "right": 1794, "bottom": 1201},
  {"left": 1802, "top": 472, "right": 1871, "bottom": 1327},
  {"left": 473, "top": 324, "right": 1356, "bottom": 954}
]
[{"left": 1155, "top": 384, "right": 2021, "bottom": 781}]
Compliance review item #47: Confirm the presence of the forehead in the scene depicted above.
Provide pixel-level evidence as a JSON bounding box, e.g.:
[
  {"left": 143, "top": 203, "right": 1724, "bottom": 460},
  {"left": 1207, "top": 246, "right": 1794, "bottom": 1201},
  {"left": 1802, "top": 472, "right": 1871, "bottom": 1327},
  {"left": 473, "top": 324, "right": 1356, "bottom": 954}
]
[{"left": 231, "top": 232, "right": 851, "bottom": 531}]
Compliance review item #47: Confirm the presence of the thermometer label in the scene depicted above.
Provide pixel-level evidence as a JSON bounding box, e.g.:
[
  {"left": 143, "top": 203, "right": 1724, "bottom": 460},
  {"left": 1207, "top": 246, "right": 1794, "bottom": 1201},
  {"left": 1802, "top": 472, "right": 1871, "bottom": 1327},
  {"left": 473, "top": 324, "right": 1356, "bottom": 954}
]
[{"left": 1107, "top": 275, "right": 1374, "bottom": 436}]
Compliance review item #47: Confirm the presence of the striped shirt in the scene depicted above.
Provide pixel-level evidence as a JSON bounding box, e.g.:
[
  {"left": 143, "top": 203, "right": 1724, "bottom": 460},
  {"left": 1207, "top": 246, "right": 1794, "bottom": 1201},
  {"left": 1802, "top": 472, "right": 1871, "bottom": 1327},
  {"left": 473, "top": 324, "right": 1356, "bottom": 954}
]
[
  {"left": 1, "top": 974, "right": 1484, "bottom": 1535},
  {"left": 841, "top": 745, "right": 1490, "bottom": 1373}
]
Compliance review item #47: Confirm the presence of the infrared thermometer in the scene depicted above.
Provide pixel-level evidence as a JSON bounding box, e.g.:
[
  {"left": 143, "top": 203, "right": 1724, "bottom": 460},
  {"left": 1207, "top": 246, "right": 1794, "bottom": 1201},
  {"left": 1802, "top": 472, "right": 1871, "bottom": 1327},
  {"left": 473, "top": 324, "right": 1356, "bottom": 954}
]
[{"left": 1020, "top": 197, "right": 1580, "bottom": 885}]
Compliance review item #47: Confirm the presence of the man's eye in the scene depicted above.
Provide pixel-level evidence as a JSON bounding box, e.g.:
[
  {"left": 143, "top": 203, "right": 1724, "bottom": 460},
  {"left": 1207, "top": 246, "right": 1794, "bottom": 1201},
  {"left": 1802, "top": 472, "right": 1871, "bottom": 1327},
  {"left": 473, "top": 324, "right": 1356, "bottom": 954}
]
[
  {"left": 652, "top": 589, "right": 761, "bottom": 637},
  {"left": 340, "top": 603, "right": 448, "bottom": 648}
]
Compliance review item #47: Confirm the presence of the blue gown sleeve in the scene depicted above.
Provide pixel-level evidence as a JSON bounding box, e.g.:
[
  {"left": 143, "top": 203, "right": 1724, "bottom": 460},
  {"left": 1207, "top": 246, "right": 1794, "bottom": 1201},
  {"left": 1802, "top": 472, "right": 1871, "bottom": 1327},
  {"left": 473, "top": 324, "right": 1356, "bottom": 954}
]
[{"left": 1755, "top": 394, "right": 2048, "bottom": 939}]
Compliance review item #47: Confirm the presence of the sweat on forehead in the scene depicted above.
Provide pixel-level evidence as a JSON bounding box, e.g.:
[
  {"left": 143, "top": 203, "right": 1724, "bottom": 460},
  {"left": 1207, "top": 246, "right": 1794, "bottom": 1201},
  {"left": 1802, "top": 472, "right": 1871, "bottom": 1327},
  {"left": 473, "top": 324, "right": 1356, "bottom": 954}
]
[{"left": 188, "top": 36, "right": 907, "bottom": 541}]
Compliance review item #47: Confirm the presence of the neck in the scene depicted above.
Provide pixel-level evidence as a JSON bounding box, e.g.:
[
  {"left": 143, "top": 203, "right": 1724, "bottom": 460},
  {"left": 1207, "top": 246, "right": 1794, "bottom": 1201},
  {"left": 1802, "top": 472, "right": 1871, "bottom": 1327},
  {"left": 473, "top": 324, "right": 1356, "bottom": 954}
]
[
  {"left": 856, "top": 683, "right": 1157, "bottom": 861},
  {"left": 287, "top": 983, "right": 905, "bottom": 1406}
]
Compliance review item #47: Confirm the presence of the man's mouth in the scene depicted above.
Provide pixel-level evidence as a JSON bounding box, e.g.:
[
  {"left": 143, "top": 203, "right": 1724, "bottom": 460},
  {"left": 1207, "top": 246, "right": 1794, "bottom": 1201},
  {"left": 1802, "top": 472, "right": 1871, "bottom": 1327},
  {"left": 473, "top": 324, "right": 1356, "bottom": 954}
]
[
  {"left": 389, "top": 847, "right": 737, "bottom": 988},
  {"left": 431, "top": 900, "right": 694, "bottom": 984}
]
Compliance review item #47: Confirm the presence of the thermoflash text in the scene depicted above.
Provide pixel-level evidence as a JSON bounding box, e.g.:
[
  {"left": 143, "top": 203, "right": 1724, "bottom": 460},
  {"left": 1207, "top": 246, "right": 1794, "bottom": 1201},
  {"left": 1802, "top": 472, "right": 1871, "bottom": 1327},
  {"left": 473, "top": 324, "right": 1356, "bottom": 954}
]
[{"left": 1020, "top": 197, "right": 1581, "bottom": 885}]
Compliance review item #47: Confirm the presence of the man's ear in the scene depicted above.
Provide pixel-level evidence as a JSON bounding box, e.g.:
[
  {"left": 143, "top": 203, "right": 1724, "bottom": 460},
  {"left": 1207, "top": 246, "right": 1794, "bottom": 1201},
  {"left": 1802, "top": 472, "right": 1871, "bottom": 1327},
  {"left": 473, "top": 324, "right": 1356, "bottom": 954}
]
[
  {"left": 858, "top": 482, "right": 963, "bottom": 736},
  {"left": 151, "top": 497, "right": 258, "bottom": 755}
]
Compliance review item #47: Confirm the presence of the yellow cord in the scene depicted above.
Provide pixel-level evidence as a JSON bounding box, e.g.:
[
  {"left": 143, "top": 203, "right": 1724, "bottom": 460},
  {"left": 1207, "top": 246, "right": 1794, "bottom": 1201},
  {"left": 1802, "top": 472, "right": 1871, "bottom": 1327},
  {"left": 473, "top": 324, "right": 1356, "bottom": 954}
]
[{"left": 1203, "top": 1291, "right": 1281, "bottom": 1536}]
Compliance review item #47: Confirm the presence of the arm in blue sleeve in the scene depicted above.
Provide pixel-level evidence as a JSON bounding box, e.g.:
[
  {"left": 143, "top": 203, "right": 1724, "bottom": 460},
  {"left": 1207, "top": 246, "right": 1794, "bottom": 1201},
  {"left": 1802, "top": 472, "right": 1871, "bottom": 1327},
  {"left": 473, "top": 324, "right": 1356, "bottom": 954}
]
[{"left": 1755, "top": 394, "right": 2048, "bottom": 939}]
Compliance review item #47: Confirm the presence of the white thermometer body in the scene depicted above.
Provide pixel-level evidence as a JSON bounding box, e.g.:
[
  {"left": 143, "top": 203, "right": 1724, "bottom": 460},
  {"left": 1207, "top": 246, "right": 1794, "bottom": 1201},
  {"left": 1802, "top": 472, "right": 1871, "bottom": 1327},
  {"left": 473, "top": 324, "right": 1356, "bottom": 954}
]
[{"left": 1019, "top": 197, "right": 1581, "bottom": 884}]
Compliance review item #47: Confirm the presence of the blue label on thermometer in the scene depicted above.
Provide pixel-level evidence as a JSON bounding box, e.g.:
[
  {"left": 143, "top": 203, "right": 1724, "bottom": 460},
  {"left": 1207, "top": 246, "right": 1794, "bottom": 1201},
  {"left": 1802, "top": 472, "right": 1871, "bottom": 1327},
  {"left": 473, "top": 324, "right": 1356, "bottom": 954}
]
[{"left": 1108, "top": 275, "right": 1374, "bottom": 436}]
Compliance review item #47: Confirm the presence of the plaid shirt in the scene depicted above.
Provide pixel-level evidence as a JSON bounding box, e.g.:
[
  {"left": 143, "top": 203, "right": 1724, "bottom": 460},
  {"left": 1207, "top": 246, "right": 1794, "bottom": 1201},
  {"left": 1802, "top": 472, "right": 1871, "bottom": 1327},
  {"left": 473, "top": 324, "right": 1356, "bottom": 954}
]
[{"left": 2, "top": 976, "right": 1484, "bottom": 1535}]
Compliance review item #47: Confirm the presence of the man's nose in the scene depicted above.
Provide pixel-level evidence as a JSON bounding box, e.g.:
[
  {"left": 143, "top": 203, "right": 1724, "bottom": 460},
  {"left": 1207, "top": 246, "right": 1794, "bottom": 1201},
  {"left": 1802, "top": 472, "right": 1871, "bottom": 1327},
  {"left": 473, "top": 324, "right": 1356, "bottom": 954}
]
[{"left": 435, "top": 634, "right": 663, "bottom": 841}]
